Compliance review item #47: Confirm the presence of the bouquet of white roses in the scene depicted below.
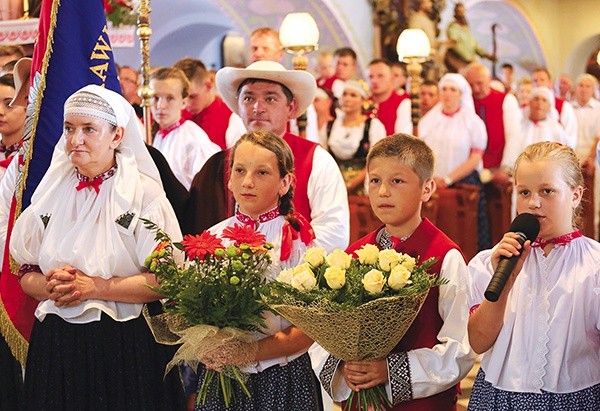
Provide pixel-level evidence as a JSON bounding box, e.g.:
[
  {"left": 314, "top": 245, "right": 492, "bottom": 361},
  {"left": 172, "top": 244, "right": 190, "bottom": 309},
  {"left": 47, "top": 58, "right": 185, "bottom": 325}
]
[
  {"left": 142, "top": 219, "right": 272, "bottom": 408},
  {"left": 262, "top": 244, "right": 443, "bottom": 411}
]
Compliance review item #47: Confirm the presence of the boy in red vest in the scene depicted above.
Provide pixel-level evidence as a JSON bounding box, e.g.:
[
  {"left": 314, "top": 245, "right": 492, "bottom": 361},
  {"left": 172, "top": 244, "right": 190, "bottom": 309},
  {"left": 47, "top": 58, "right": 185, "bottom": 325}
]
[{"left": 314, "top": 134, "right": 475, "bottom": 410}]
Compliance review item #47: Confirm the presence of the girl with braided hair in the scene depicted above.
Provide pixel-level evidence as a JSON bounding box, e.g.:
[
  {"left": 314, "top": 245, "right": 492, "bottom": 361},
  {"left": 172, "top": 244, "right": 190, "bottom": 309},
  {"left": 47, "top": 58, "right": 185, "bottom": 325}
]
[{"left": 193, "top": 130, "right": 322, "bottom": 410}]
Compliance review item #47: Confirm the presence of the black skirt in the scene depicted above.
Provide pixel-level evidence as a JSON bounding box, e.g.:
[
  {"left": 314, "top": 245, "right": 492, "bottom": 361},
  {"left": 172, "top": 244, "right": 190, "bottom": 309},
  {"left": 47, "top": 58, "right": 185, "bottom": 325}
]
[
  {"left": 468, "top": 368, "right": 600, "bottom": 411},
  {"left": 194, "top": 353, "right": 323, "bottom": 411},
  {"left": 0, "top": 334, "right": 24, "bottom": 411},
  {"left": 23, "top": 312, "right": 185, "bottom": 411}
]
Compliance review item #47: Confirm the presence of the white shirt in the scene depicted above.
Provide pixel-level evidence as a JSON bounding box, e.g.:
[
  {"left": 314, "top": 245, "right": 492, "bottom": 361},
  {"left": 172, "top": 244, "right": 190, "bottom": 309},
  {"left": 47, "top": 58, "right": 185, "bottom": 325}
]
[
  {"left": 0, "top": 156, "right": 18, "bottom": 268},
  {"left": 469, "top": 237, "right": 600, "bottom": 393},
  {"left": 418, "top": 104, "right": 487, "bottom": 177},
  {"left": 328, "top": 115, "right": 386, "bottom": 160},
  {"left": 558, "top": 100, "right": 579, "bottom": 150},
  {"left": 307, "top": 146, "right": 350, "bottom": 252},
  {"left": 152, "top": 120, "right": 220, "bottom": 190},
  {"left": 225, "top": 113, "right": 247, "bottom": 148},
  {"left": 332, "top": 79, "right": 345, "bottom": 100},
  {"left": 209, "top": 214, "right": 313, "bottom": 373},
  {"left": 311, "top": 248, "right": 475, "bottom": 402},
  {"left": 504, "top": 116, "right": 568, "bottom": 168},
  {"left": 572, "top": 98, "right": 600, "bottom": 159},
  {"left": 499, "top": 93, "right": 523, "bottom": 169},
  {"left": 394, "top": 97, "right": 413, "bottom": 135},
  {"left": 10, "top": 152, "right": 183, "bottom": 324}
]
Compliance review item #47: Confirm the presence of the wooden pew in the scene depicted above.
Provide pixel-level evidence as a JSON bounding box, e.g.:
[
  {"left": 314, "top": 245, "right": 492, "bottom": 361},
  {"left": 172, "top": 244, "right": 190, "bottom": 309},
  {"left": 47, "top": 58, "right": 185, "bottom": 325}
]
[
  {"left": 581, "top": 170, "right": 595, "bottom": 239},
  {"left": 485, "top": 181, "right": 513, "bottom": 245},
  {"left": 433, "top": 185, "right": 480, "bottom": 261},
  {"left": 347, "top": 194, "right": 439, "bottom": 245}
]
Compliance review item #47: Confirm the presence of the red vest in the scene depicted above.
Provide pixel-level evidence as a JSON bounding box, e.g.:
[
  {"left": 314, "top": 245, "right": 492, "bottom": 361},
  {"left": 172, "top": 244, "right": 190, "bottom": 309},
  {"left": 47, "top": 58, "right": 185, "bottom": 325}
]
[
  {"left": 282, "top": 132, "right": 317, "bottom": 221},
  {"left": 191, "top": 97, "right": 233, "bottom": 150},
  {"left": 318, "top": 75, "right": 339, "bottom": 92},
  {"left": 555, "top": 97, "right": 565, "bottom": 117},
  {"left": 345, "top": 219, "right": 464, "bottom": 411},
  {"left": 376, "top": 91, "right": 409, "bottom": 136},
  {"left": 474, "top": 89, "right": 507, "bottom": 169}
]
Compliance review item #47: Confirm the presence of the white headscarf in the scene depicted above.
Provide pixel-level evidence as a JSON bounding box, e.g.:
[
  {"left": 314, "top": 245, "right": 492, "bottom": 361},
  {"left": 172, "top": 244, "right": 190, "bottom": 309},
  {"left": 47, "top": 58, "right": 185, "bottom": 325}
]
[
  {"left": 31, "top": 85, "right": 161, "bottom": 205},
  {"left": 524, "top": 86, "right": 558, "bottom": 121},
  {"left": 438, "top": 73, "right": 475, "bottom": 113}
]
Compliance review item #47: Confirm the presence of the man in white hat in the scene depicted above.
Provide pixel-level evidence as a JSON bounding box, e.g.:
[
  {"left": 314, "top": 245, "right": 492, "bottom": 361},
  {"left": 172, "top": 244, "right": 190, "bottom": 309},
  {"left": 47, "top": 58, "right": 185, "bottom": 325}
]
[{"left": 186, "top": 60, "right": 349, "bottom": 253}]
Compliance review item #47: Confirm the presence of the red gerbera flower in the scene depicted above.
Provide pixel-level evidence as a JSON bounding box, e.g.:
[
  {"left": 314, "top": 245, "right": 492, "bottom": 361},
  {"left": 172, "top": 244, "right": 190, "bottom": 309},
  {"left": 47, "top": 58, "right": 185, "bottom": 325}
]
[
  {"left": 222, "top": 223, "right": 266, "bottom": 247},
  {"left": 180, "top": 231, "right": 224, "bottom": 260}
]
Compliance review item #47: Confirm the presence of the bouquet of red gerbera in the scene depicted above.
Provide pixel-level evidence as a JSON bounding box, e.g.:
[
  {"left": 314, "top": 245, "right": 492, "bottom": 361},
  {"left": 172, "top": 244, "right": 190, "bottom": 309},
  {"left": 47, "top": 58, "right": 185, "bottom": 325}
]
[{"left": 142, "top": 220, "right": 272, "bottom": 408}]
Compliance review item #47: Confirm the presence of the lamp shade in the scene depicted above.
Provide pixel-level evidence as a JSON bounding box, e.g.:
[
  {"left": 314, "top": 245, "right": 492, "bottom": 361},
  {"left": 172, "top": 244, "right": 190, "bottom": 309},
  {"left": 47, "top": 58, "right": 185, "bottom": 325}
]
[
  {"left": 279, "top": 12, "right": 319, "bottom": 48},
  {"left": 396, "top": 29, "right": 431, "bottom": 61}
]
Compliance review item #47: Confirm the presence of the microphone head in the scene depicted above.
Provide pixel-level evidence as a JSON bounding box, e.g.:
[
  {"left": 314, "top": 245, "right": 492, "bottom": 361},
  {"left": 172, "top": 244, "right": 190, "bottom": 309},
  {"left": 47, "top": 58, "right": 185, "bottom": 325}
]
[{"left": 510, "top": 213, "right": 540, "bottom": 241}]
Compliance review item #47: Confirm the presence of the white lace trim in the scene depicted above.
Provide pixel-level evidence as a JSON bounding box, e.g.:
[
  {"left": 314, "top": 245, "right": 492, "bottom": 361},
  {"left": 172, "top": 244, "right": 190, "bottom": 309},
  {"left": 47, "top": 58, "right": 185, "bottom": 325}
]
[{"left": 530, "top": 256, "right": 551, "bottom": 391}]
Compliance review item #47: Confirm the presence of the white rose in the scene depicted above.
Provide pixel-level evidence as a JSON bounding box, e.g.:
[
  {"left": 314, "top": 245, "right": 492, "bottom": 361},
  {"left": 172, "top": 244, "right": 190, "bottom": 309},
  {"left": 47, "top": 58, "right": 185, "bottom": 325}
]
[
  {"left": 400, "top": 255, "right": 416, "bottom": 271},
  {"left": 325, "top": 249, "right": 353, "bottom": 270},
  {"left": 324, "top": 266, "right": 346, "bottom": 289},
  {"left": 362, "top": 269, "right": 385, "bottom": 295},
  {"left": 277, "top": 267, "right": 294, "bottom": 285},
  {"left": 378, "top": 249, "right": 400, "bottom": 271},
  {"left": 303, "top": 247, "right": 326, "bottom": 267},
  {"left": 291, "top": 265, "right": 317, "bottom": 291},
  {"left": 388, "top": 264, "right": 412, "bottom": 290},
  {"left": 355, "top": 244, "right": 379, "bottom": 265}
]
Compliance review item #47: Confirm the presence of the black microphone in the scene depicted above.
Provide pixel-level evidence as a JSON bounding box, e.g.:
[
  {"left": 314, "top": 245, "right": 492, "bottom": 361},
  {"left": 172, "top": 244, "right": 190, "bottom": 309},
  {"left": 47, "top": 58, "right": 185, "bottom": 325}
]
[{"left": 484, "top": 213, "right": 540, "bottom": 302}]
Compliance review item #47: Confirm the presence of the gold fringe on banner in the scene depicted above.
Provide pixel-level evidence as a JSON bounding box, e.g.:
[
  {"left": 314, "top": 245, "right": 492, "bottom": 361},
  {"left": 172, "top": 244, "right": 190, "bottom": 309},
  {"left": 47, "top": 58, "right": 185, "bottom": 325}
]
[
  {"left": 0, "top": 297, "right": 28, "bottom": 366},
  {"left": 13, "top": 0, "right": 60, "bottom": 221}
]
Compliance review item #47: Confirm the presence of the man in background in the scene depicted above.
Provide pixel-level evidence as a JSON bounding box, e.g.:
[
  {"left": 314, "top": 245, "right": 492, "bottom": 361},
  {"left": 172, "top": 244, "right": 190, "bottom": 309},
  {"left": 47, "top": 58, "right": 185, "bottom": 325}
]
[
  {"left": 248, "top": 27, "right": 284, "bottom": 64},
  {"left": 368, "top": 59, "right": 412, "bottom": 135},
  {"left": 419, "top": 80, "right": 439, "bottom": 116},
  {"left": 464, "top": 63, "right": 521, "bottom": 185},
  {"left": 118, "top": 65, "right": 143, "bottom": 118},
  {"left": 174, "top": 57, "right": 245, "bottom": 150}
]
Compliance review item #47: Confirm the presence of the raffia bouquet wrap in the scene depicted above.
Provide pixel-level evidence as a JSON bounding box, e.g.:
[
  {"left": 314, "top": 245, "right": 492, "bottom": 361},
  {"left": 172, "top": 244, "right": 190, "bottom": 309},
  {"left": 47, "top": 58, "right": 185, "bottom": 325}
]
[
  {"left": 262, "top": 245, "right": 445, "bottom": 411},
  {"left": 142, "top": 220, "right": 272, "bottom": 408}
]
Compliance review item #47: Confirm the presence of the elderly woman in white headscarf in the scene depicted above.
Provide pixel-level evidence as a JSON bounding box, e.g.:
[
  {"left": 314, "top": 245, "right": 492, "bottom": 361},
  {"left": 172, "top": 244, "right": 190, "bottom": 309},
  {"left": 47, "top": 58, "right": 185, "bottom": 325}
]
[
  {"left": 328, "top": 79, "right": 386, "bottom": 194},
  {"left": 503, "top": 86, "right": 570, "bottom": 169},
  {"left": 418, "top": 73, "right": 491, "bottom": 250},
  {"left": 10, "top": 85, "right": 185, "bottom": 410}
]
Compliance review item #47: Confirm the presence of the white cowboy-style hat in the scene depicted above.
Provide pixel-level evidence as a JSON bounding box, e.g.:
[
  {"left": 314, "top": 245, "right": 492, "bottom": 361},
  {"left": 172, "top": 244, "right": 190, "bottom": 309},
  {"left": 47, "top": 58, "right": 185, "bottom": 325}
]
[
  {"left": 10, "top": 57, "right": 32, "bottom": 108},
  {"left": 216, "top": 60, "right": 316, "bottom": 117}
]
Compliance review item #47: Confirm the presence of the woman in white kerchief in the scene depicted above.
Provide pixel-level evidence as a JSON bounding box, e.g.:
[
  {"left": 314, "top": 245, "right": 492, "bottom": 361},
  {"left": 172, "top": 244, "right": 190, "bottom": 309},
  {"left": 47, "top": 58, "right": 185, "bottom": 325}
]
[
  {"left": 327, "top": 80, "right": 386, "bottom": 194},
  {"left": 10, "top": 85, "right": 186, "bottom": 410},
  {"left": 418, "top": 73, "right": 491, "bottom": 250},
  {"left": 503, "top": 86, "right": 571, "bottom": 169}
]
